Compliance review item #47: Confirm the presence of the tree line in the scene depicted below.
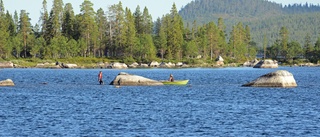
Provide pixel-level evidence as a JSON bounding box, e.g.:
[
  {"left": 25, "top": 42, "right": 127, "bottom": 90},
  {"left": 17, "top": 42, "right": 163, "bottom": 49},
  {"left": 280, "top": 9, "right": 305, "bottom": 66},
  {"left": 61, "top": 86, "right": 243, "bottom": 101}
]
[
  {"left": 266, "top": 27, "right": 320, "bottom": 63},
  {"left": 179, "top": 0, "right": 320, "bottom": 63},
  {"left": 0, "top": 0, "right": 319, "bottom": 64},
  {"left": 0, "top": 0, "right": 258, "bottom": 64}
]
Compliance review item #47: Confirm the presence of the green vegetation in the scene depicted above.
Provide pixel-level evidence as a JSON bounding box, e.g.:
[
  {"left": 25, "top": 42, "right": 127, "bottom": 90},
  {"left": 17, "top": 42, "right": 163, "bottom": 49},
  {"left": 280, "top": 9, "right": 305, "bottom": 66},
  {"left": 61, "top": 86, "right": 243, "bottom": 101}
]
[
  {"left": 179, "top": 0, "right": 320, "bottom": 63},
  {"left": 0, "top": 0, "right": 320, "bottom": 67}
]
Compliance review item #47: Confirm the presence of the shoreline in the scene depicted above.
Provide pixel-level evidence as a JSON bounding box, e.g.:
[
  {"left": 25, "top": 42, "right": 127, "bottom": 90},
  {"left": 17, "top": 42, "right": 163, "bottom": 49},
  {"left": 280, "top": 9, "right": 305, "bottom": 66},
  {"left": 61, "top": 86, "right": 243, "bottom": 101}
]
[{"left": 0, "top": 60, "right": 319, "bottom": 69}]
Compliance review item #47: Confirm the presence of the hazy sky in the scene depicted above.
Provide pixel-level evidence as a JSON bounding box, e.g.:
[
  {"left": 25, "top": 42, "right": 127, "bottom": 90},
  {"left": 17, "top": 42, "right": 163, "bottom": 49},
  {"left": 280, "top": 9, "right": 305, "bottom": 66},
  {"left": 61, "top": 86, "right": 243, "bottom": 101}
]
[{"left": 3, "top": 0, "right": 320, "bottom": 25}]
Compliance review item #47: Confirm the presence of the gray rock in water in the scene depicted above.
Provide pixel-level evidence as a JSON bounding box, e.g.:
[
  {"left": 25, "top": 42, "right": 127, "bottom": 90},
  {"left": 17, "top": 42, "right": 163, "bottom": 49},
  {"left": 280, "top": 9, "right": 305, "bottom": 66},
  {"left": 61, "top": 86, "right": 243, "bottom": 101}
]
[
  {"left": 149, "top": 61, "right": 160, "bottom": 67},
  {"left": 0, "top": 62, "right": 14, "bottom": 68},
  {"left": 110, "top": 72, "right": 163, "bottom": 86},
  {"left": 242, "top": 70, "right": 297, "bottom": 87},
  {"left": 253, "top": 59, "right": 278, "bottom": 68},
  {"left": 0, "top": 79, "right": 15, "bottom": 86},
  {"left": 243, "top": 59, "right": 259, "bottom": 67},
  {"left": 64, "top": 64, "right": 78, "bottom": 68},
  {"left": 110, "top": 63, "right": 128, "bottom": 69}
]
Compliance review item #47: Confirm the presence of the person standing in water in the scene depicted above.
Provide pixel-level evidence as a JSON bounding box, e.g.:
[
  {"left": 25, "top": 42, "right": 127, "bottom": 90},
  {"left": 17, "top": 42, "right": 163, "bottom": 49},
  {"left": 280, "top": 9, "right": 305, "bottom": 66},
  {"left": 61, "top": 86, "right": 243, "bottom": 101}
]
[
  {"left": 98, "top": 71, "right": 103, "bottom": 85},
  {"left": 168, "top": 74, "right": 174, "bottom": 82}
]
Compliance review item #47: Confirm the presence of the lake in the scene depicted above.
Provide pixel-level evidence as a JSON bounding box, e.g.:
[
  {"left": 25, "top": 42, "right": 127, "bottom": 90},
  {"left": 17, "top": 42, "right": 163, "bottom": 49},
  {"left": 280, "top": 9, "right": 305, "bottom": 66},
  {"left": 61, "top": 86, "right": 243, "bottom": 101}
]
[{"left": 0, "top": 67, "right": 319, "bottom": 136}]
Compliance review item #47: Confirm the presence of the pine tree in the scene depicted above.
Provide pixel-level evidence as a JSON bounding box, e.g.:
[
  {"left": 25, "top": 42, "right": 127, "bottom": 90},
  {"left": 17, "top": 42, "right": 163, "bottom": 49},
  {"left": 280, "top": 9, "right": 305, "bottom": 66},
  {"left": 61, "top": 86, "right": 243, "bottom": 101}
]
[
  {"left": 0, "top": 0, "right": 9, "bottom": 58},
  {"left": 13, "top": 11, "right": 18, "bottom": 33},
  {"left": 245, "top": 25, "right": 251, "bottom": 58},
  {"left": 159, "top": 22, "right": 167, "bottom": 61},
  {"left": 40, "top": 0, "right": 49, "bottom": 37},
  {"left": 279, "top": 26, "right": 289, "bottom": 60},
  {"left": 206, "top": 21, "right": 219, "bottom": 60},
  {"left": 18, "top": 10, "right": 32, "bottom": 58},
  {"left": 123, "top": 8, "right": 137, "bottom": 58},
  {"left": 108, "top": 2, "right": 125, "bottom": 57},
  {"left": 167, "top": 3, "right": 184, "bottom": 60},
  {"left": 197, "top": 26, "right": 208, "bottom": 59},
  {"left": 62, "top": 3, "right": 75, "bottom": 39},
  {"left": 229, "top": 22, "right": 247, "bottom": 61},
  {"left": 0, "top": 0, "right": 4, "bottom": 14},
  {"left": 142, "top": 7, "right": 153, "bottom": 34},
  {"left": 217, "top": 18, "right": 227, "bottom": 56},
  {"left": 80, "top": 0, "right": 97, "bottom": 57},
  {"left": 96, "top": 8, "right": 107, "bottom": 57},
  {"left": 287, "top": 41, "right": 302, "bottom": 61},
  {"left": 154, "top": 17, "right": 161, "bottom": 36},
  {"left": 133, "top": 5, "right": 143, "bottom": 36},
  {"left": 140, "top": 34, "right": 156, "bottom": 62},
  {"left": 51, "top": 0, "right": 64, "bottom": 36},
  {"left": 304, "top": 33, "right": 313, "bottom": 60}
]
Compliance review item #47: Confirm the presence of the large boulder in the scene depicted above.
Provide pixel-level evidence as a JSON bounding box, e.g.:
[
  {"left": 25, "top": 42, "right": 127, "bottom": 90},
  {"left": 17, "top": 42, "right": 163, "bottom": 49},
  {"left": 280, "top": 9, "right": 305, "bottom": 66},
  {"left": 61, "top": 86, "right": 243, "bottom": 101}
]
[
  {"left": 128, "top": 62, "right": 139, "bottom": 68},
  {"left": 149, "top": 61, "right": 160, "bottom": 67},
  {"left": 215, "top": 56, "right": 224, "bottom": 66},
  {"left": 242, "top": 70, "right": 297, "bottom": 87},
  {"left": 0, "top": 62, "right": 14, "bottom": 68},
  {"left": 0, "top": 79, "right": 15, "bottom": 86},
  {"left": 64, "top": 64, "right": 78, "bottom": 68},
  {"left": 140, "top": 63, "right": 149, "bottom": 68},
  {"left": 96, "top": 62, "right": 105, "bottom": 68},
  {"left": 110, "top": 72, "right": 163, "bottom": 86},
  {"left": 176, "top": 62, "right": 183, "bottom": 67},
  {"left": 110, "top": 63, "right": 128, "bottom": 69},
  {"left": 159, "top": 62, "right": 175, "bottom": 68},
  {"left": 244, "top": 59, "right": 259, "bottom": 67},
  {"left": 253, "top": 59, "right": 278, "bottom": 68},
  {"left": 36, "top": 62, "right": 61, "bottom": 68}
]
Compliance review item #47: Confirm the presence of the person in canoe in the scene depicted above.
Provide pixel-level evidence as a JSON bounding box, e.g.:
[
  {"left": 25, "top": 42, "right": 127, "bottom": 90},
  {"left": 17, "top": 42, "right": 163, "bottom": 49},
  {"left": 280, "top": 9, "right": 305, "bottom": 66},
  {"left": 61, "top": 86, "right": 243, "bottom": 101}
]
[
  {"left": 98, "top": 71, "right": 104, "bottom": 85},
  {"left": 168, "top": 74, "right": 174, "bottom": 82}
]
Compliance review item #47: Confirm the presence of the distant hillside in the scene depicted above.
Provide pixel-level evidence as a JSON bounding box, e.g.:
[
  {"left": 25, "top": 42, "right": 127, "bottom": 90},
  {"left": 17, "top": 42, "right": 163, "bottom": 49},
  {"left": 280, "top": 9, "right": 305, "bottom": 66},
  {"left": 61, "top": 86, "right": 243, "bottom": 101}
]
[{"left": 179, "top": 0, "right": 320, "bottom": 47}]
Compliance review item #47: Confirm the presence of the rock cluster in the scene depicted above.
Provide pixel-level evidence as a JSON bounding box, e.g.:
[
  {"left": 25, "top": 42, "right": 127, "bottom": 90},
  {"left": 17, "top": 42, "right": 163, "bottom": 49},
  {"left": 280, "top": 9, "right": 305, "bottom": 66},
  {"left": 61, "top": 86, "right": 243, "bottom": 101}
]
[{"left": 105, "top": 61, "right": 189, "bottom": 69}]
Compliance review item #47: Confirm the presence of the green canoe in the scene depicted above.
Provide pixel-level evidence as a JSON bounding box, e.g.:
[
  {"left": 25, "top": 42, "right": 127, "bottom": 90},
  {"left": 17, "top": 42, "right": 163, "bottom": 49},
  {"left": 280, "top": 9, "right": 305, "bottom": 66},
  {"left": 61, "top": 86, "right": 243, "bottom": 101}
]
[{"left": 161, "top": 80, "right": 189, "bottom": 85}]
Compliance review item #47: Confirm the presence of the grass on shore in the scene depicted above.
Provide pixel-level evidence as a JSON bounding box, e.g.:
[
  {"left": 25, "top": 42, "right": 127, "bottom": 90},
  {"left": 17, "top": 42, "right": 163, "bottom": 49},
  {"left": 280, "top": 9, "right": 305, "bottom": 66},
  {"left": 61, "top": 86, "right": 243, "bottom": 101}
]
[{"left": 2, "top": 57, "right": 117, "bottom": 68}]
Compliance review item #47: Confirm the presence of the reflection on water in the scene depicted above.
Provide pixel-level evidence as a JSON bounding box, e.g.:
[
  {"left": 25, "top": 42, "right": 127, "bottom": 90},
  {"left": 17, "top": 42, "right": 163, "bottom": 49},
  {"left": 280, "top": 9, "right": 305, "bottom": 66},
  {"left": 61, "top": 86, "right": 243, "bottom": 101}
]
[{"left": 0, "top": 67, "right": 319, "bottom": 136}]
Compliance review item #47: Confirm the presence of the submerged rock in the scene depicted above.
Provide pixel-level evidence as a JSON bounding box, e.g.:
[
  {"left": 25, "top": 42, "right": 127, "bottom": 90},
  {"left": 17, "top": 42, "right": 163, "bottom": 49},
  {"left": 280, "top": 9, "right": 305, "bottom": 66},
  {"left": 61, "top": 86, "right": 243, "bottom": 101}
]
[
  {"left": 110, "top": 72, "right": 163, "bottom": 86},
  {"left": 0, "top": 79, "right": 15, "bottom": 86},
  {"left": 242, "top": 70, "right": 297, "bottom": 87}
]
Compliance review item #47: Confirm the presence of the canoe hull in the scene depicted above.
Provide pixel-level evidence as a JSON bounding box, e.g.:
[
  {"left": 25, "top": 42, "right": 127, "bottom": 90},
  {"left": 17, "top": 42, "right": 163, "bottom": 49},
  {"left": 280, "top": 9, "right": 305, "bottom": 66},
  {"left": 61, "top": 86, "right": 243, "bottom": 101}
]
[{"left": 161, "top": 80, "right": 189, "bottom": 85}]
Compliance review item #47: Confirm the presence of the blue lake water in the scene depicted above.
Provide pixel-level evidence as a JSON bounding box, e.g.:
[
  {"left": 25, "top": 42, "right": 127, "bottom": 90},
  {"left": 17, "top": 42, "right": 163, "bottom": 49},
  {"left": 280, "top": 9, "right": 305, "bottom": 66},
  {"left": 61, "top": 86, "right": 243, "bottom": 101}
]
[{"left": 0, "top": 67, "right": 320, "bottom": 136}]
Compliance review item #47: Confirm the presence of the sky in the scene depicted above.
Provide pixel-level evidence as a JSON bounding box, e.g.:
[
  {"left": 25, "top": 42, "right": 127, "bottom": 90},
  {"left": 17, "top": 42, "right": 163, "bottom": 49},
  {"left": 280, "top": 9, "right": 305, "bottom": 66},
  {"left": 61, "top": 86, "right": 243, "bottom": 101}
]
[{"left": 3, "top": 0, "right": 320, "bottom": 25}]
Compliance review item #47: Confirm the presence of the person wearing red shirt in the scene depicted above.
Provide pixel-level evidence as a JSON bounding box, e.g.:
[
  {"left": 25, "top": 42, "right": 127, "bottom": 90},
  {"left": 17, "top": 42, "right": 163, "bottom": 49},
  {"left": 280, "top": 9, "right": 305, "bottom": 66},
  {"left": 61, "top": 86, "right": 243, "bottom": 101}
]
[{"left": 98, "top": 71, "right": 103, "bottom": 85}]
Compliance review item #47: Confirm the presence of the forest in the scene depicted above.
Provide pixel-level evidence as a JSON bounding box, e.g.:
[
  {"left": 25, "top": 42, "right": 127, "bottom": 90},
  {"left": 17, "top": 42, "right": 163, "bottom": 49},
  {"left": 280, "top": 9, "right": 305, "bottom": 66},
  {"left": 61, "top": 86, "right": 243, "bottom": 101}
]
[
  {"left": 0, "top": 0, "right": 320, "bottom": 65},
  {"left": 179, "top": 0, "right": 320, "bottom": 63}
]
